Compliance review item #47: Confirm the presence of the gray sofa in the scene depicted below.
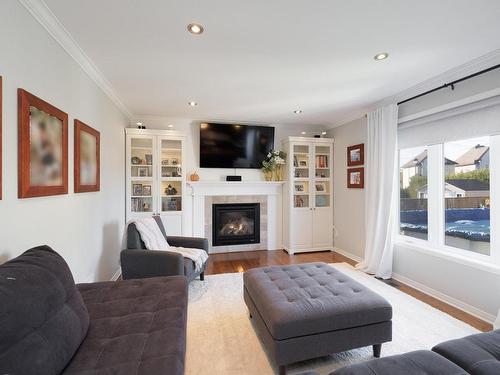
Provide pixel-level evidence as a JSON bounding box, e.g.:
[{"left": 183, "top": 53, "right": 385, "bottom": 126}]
[
  {"left": 0, "top": 246, "right": 188, "bottom": 375},
  {"left": 122, "top": 216, "right": 208, "bottom": 281},
  {"left": 331, "top": 329, "right": 500, "bottom": 375}
]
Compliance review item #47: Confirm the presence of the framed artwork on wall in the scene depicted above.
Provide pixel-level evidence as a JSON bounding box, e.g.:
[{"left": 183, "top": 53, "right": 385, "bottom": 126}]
[
  {"left": 347, "top": 143, "right": 364, "bottom": 166},
  {"left": 74, "top": 119, "right": 100, "bottom": 193},
  {"left": 347, "top": 167, "right": 364, "bottom": 189},
  {"left": 18, "top": 89, "right": 68, "bottom": 198}
]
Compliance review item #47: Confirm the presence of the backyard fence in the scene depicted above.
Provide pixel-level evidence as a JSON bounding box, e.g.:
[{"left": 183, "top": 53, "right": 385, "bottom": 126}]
[{"left": 400, "top": 196, "right": 489, "bottom": 211}]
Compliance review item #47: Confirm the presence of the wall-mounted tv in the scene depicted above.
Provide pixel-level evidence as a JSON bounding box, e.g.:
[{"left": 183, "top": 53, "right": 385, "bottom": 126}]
[{"left": 200, "top": 123, "right": 275, "bottom": 169}]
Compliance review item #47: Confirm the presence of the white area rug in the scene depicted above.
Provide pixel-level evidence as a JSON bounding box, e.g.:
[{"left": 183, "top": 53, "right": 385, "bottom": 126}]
[{"left": 186, "top": 263, "right": 478, "bottom": 375}]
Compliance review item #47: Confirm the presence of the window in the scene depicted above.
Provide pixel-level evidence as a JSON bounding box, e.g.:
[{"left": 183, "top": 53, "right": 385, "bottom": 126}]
[
  {"left": 399, "top": 146, "right": 428, "bottom": 240},
  {"left": 443, "top": 137, "right": 490, "bottom": 255}
]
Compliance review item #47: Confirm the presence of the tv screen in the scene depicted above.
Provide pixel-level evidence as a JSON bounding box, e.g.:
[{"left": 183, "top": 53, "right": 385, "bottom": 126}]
[{"left": 200, "top": 123, "right": 275, "bottom": 169}]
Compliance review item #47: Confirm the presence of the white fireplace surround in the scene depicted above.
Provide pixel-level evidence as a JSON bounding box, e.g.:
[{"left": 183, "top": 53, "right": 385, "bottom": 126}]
[{"left": 187, "top": 181, "right": 284, "bottom": 253}]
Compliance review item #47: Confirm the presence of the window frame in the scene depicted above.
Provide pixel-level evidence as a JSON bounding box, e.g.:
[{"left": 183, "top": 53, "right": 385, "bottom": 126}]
[{"left": 394, "top": 135, "right": 500, "bottom": 269}]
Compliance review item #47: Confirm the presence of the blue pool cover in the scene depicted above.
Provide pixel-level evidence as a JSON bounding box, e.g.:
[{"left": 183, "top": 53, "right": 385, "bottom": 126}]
[{"left": 400, "top": 208, "right": 490, "bottom": 242}]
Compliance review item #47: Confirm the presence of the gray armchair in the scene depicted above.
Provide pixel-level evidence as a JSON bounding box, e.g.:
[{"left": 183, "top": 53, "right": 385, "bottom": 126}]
[{"left": 121, "top": 216, "right": 209, "bottom": 281}]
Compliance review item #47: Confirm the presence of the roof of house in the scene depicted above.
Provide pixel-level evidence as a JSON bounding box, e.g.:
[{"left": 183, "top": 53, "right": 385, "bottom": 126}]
[
  {"left": 455, "top": 145, "right": 489, "bottom": 166},
  {"left": 402, "top": 150, "right": 457, "bottom": 168},
  {"left": 445, "top": 179, "right": 490, "bottom": 191}
]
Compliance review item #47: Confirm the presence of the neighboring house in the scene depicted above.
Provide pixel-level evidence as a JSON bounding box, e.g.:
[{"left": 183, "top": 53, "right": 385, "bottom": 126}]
[
  {"left": 454, "top": 144, "right": 490, "bottom": 174},
  {"left": 417, "top": 179, "right": 490, "bottom": 198},
  {"left": 401, "top": 150, "right": 457, "bottom": 188}
]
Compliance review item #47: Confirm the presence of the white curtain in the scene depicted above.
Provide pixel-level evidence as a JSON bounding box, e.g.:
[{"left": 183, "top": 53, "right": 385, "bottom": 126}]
[
  {"left": 495, "top": 310, "right": 500, "bottom": 330},
  {"left": 356, "top": 104, "right": 398, "bottom": 279}
]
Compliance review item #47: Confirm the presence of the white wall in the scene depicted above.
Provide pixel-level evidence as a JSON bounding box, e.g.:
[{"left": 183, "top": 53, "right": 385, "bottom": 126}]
[
  {"left": 0, "top": 1, "right": 128, "bottom": 282},
  {"left": 130, "top": 117, "right": 325, "bottom": 237},
  {"left": 327, "top": 70, "right": 500, "bottom": 321},
  {"left": 327, "top": 118, "right": 367, "bottom": 260}
]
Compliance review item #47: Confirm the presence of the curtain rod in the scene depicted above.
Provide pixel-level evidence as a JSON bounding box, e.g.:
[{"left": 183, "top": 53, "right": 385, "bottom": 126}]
[{"left": 397, "top": 63, "right": 500, "bottom": 105}]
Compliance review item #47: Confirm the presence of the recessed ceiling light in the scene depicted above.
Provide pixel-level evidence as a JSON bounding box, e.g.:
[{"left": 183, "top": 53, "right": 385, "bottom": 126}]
[
  {"left": 374, "top": 52, "right": 389, "bottom": 61},
  {"left": 188, "top": 101, "right": 198, "bottom": 106},
  {"left": 294, "top": 109, "right": 303, "bottom": 114},
  {"left": 168, "top": 124, "right": 174, "bottom": 128},
  {"left": 187, "top": 23, "right": 204, "bottom": 35},
  {"left": 301, "top": 131, "right": 306, "bottom": 135},
  {"left": 136, "top": 122, "right": 142, "bottom": 126},
  {"left": 321, "top": 131, "right": 327, "bottom": 135}
]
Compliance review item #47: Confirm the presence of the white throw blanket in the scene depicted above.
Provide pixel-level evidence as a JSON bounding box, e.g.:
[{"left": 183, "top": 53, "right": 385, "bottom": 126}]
[{"left": 133, "top": 218, "right": 208, "bottom": 273}]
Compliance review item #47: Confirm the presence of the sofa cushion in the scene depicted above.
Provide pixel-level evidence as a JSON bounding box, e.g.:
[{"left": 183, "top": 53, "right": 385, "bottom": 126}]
[
  {"left": 243, "top": 263, "right": 392, "bottom": 340},
  {"left": 63, "top": 275, "right": 188, "bottom": 375},
  {"left": 432, "top": 329, "right": 500, "bottom": 375},
  {"left": 0, "top": 245, "right": 89, "bottom": 375},
  {"left": 330, "top": 350, "right": 468, "bottom": 375}
]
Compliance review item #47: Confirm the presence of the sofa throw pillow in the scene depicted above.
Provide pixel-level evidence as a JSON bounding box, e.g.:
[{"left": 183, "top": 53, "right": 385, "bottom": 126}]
[{"left": 0, "top": 245, "right": 89, "bottom": 375}]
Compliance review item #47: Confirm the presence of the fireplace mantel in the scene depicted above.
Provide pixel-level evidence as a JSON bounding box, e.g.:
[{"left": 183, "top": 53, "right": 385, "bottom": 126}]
[
  {"left": 187, "top": 181, "right": 284, "bottom": 197},
  {"left": 187, "top": 181, "right": 284, "bottom": 253}
]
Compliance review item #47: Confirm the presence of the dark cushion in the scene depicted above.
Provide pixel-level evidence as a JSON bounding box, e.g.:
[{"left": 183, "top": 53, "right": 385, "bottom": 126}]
[
  {"left": 433, "top": 329, "right": 500, "bottom": 375},
  {"left": 330, "top": 350, "right": 468, "bottom": 375},
  {"left": 243, "top": 263, "right": 392, "bottom": 340},
  {"left": 0, "top": 246, "right": 89, "bottom": 375},
  {"left": 63, "top": 276, "right": 188, "bottom": 375}
]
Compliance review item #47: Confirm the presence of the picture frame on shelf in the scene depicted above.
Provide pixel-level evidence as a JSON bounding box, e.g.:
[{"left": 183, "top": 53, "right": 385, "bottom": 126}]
[
  {"left": 347, "top": 143, "right": 364, "bottom": 166},
  {"left": 294, "top": 195, "right": 305, "bottom": 208},
  {"left": 138, "top": 167, "right": 148, "bottom": 177},
  {"left": 74, "top": 120, "right": 100, "bottom": 193},
  {"left": 142, "top": 185, "right": 151, "bottom": 196},
  {"left": 294, "top": 183, "right": 305, "bottom": 192},
  {"left": 299, "top": 159, "right": 308, "bottom": 167},
  {"left": 347, "top": 167, "right": 364, "bottom": 188},
  {"left": 18, "top": 89, "right": 68, "bottom": 198},
  {"left": 133, "top": 183, "right": 143, "bottom": 196},
  {"left": 315, "top": 182, "right": 326, "bottom": 192}
]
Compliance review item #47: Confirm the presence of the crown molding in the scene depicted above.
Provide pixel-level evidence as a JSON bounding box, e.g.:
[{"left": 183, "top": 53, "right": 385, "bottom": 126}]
[
  {"left": 326, "top": 48, "right": 500, "bottom": 129},
  {"left": 18, "top": 0, "right": 133, "bottom": 119}
]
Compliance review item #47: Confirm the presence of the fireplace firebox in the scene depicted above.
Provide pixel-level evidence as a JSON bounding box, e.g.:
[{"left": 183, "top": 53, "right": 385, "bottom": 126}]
[{"left": 212, "top": 203, "right": 260, "bottom": 246}]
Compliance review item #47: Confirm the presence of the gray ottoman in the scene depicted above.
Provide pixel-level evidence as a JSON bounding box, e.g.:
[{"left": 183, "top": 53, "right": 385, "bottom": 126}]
[{"left": 243, "top": 263, "right": 392, "bottom": 374}]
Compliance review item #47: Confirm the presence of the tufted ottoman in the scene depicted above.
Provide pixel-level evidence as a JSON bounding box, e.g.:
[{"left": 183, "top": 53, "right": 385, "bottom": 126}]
[{"left": 243, "top": 263, "right": 392, "bottom": 374}]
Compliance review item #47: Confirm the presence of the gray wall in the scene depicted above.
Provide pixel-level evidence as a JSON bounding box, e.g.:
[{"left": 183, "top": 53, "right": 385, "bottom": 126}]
[{"left": 327, "top": 117, "right": 367, "bottom": 260}]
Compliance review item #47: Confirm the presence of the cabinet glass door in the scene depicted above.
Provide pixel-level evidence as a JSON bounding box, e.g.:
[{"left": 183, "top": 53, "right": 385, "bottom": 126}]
[
  {"left": 313, "top": 145, "right": 331, "bottom": 208},
  {"left": 292, "top": 144, "right": 311, "bottom": 208},
  {"left": 159, "top": 138, "right": 183, "bottom": 213},
  {"left": 130, "top": 136, "right": 155, "bottom": 213}
]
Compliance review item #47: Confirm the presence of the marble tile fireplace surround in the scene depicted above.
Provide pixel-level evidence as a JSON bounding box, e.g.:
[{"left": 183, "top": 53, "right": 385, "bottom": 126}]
[{"left": 187, "top": 181, "right": 284, "bottom": 254}]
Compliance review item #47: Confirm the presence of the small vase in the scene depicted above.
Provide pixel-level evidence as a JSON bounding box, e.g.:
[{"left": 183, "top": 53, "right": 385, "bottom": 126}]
[
  {"left": 264, "top": 170, "right": 273, "bottom": 181},
  {"left": 273, "top": 165, "right": 284, "bottom": 181}
]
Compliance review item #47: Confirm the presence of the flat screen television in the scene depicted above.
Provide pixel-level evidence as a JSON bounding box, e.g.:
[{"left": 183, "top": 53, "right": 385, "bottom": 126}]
[{"left": 200, "top": 123, "right": 275, "bottom": 168}]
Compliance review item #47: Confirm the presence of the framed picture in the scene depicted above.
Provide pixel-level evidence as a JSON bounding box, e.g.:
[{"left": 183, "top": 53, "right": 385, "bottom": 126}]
[
  {"left": 294, "top": 195, "right": 305, "bottom": 208},
  {"left": 294, "top": 183, "right": 305, "bottom": 192},
  {"left": 315, "top": 182, "right": 326, "bottom": 192},
  {"left": 145, "top": 154, "right": 152, "bottom": 165},
  {"left": 299, "top": 159, "right": 308, "bottom": 167},
  {"left": 142, "top": 185, "right": 151, "bottom": 196},
  {"left": 347, "top": 143, "right": 364, "bottom": 166},
  {"left": 138, "top": 167, "right": 148, "bottom": 177},
  {"left": 18, "top": 89, "right": 68, "bottom": 198},
  {"left": 347, "top": 167, "right": 364, "bottom": 189},
  {"left": 74, "top": 120, "right": 100, "bottom": 193},
  {"left": 133, "top": 183, "right": 143, "bottom": 196},
  {"left": 0, "top": 76, "right": 2, "bottom": 200}
]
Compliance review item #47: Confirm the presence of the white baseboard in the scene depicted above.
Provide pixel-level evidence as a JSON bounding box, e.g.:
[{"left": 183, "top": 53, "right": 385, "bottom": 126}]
[
  {"left": 392, "top": 271, "right": 495, "bottom": 325},
  {"left": 111, "top": 268, "right": 121, "bottom": 281},
  {"left": 333, "top": 247, "right": 363, "bottom": 263}
]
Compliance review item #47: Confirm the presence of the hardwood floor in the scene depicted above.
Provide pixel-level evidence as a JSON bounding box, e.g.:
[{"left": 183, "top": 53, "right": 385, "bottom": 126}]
[{"left": 205, "top": 249, "right": 492, "bottom": 332}]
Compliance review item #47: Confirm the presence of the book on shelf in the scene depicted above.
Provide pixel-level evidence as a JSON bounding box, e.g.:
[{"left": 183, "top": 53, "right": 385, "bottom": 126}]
[{"left": 315, "top": 155, "right": 328, "bottom": 168}]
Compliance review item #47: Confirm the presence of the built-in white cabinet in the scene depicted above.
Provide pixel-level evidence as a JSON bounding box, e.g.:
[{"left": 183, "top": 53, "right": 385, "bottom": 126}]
[
  {"left": 283, "top": 137, "right": 334, "bottom": 254},
  {"left": 126, "top": 128, "right": 186, "bottom": 235}
]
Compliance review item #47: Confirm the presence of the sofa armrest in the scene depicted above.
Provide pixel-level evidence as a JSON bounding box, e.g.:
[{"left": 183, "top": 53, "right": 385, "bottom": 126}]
[
  {"left": 120, "top": 249, "right": 184, "bottom": 280},
  {"left": 167, "top": 236, "right": 209, "bottom": 253}
]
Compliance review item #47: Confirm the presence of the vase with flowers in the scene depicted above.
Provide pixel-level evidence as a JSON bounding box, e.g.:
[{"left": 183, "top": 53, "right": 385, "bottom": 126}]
[{"left": 261, "top": 150, "right": 286, "bottom": 181}]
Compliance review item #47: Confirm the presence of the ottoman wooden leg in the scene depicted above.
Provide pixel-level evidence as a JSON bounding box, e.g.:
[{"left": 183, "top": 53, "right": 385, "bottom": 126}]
[
  {"left": 373, "top": 344, "right": 382, "bottom": 358},
  {"left": 278, "top": 365, "right": 286, "bottom": 375}
]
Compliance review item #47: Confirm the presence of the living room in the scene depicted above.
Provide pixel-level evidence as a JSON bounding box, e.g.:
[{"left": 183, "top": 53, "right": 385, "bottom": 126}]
[{"left": 1, "top": 1, "right": 500, "bottom": 374}]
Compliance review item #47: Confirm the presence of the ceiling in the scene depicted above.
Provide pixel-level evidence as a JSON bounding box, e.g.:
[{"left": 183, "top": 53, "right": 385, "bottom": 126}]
[{"left": 43, "top": 0, "right": 500, "bottom": 127}]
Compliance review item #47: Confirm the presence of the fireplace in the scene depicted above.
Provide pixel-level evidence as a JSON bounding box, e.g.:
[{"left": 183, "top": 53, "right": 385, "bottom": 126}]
[{"left": 212, "top": 203, "right": 260, "bottom": 246}]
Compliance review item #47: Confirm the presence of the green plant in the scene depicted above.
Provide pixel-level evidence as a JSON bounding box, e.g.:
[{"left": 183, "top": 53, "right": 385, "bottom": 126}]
[
  {"left": 261, "top": 150, "right": 286, "bottom": 173},
  {"left": 408, "top": 175, "right": 427, "bottom": 199},
  {"left": 446, "top": 168, "right": 490, "bottom": 183}
]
